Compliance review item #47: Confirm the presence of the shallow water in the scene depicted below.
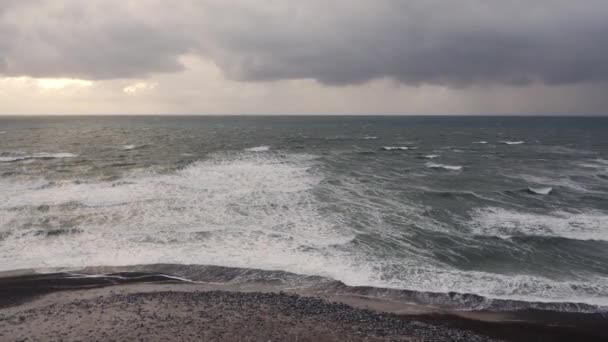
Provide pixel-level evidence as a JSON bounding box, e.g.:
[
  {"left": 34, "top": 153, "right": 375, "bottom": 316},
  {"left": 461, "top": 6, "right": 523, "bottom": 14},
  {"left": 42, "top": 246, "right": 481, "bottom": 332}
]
[{"left": 1, "top": 116, "right": 607, "bottom": 311}]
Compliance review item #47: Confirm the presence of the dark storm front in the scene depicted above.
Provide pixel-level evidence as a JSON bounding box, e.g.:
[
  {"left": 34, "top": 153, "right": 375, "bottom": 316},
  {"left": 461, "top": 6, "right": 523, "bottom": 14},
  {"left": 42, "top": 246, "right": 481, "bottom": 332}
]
[{"left": 0, "top": 116, "right": 607, "bottom": 310}]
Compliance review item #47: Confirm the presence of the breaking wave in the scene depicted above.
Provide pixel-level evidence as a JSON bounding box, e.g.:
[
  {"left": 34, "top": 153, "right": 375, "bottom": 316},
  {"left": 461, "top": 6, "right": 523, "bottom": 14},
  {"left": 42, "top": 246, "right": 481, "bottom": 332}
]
[
  {"left": 245, "top": 146, "right": 271, "bottom": 152},
  {"left": 426, "top": 162, "right": 463, "bottom": 171},
  {"left": 0, "top": 152, "right": 78, "bottom": 162},
  {"left": 470, "top": 207, "right": 608, "bottom": 242}
]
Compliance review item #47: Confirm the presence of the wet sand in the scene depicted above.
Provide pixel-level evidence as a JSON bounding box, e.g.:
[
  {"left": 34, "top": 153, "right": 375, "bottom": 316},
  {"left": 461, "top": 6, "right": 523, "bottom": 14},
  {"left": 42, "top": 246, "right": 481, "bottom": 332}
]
[{"left": 1, "top": 277, "right": 607, "bottom": 342}]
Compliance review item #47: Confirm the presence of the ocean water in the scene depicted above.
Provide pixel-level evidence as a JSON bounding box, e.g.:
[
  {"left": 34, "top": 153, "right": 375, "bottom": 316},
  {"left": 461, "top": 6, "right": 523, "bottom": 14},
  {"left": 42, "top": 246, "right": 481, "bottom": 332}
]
[{"left": 1, "top": 116, "right": 607, "bottom": 311}]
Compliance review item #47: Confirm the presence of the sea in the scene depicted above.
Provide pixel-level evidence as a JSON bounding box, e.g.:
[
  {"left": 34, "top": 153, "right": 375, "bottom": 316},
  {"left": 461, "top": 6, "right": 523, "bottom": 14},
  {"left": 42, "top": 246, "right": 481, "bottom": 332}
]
[{"left": 1, "top": 116, "right": 607, "bottom": 313}]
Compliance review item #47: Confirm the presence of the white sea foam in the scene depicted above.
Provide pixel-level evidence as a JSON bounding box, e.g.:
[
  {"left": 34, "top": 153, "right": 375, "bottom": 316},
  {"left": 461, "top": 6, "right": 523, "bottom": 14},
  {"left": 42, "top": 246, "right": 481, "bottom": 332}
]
[
  {"left": 363, "top": 136, "right": 378, "bottom": 140},
  {"left": 34, "top": 152, "right": 78, "bottom": 158},
  {"left": 0, "top": 152, "right": 77, "bottom": 162},
  {"left": 594, "top": 158, "right": 608, "bottom": 165},
  {"left": 578, "top": 163, "right": 603, "bottom": 169},
  {"left": 245, "top": 145, "right": 270, "bottom": 152},
  {"left": 122, "top": 144, "right": 136, "bottom": 150},
  {"left": 372, "top": 265, "right": 608, "bottom": 307},
  {"left": 528, "top": 186, "right": 553, "bottom": 195},
  {"left": 472, "top": 141, "right": 488, "bottom": 144},
  {"left": 426, "top": 162, "right": 463, "bottom": 171},
  {"left": 423, "top": 154, "right": 440, "bottom": 159},
  {"left": 0, "top": 156, "right": 28, "bottom": 162},
  {"left": 0, "top": 131, "right": 6, "bottom": 134},
  {"left": 517, "top": 174, "right": 595, "bottom": 194},
  {"left": 1, "top": 152, "right": 607, "bottom": 307},
  {"left": 382, "top": 146, "right": 409, "bottom": 151},
  {"left": 501, "top": 141, "right": 525, "bottom": 145},
  {"left": 470, "top": 207, "right": 608, "bottom": 241},
  {"left": 0, "top": 153, "right": 359, "bottom": 282},
  {"left": 579, "top": 159, "right": 608, "bottom": 170}
]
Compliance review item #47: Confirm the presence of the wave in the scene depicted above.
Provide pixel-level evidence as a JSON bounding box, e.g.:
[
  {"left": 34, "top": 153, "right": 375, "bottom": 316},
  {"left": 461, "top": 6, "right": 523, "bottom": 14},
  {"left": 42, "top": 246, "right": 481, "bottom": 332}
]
[
  {"left": 381, "top": 146, "right": 410, "bottom": 151},
  {"left": 527, "top": 186, "right": 553, "bottom": 195},
  {"left": 470, "top": 207, "right": 608, "bottom": 241},
  {"left": 362, "top": 136, "right": 378, "bottom": 140},
  {"left": 122, "top": 144, "right": 136, "bottom": 150},
  {"left": 426, "top": 162, "right": 463, "bottom": 171},
  {"left": 245, "top": 145, "right": 270, "bottom": 152},
  {"left": 422, "top": 154, "right": 440, "bottom": 159},
  {"left": 2, "top": 265, "right": 606, "bottom": 314},
  {"left": 579, "top": 159, "right": 608, "bottom": 170},
  {"left": 0, "top": 152, "right": 78, "bottom": 162},
  {"left": 501, "top": 141, "right": 525, "bottom": 145},
  {"left": 516, "top": 174, "right": 597, "bottom": 194},
  {"left": 1, "top": 152, "right": 606, "bottom": 310},
  {"left": 0, "top": 152, "right": 356, "bottom": 282},
  {"left": 472, "top": 141, "right": 488, "bottom": 144}
]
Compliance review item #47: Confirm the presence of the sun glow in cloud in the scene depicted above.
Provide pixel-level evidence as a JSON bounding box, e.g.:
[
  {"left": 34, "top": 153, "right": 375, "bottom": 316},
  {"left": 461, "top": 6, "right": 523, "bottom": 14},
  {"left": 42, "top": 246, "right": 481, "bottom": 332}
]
[
  {"left": 0, "top": 77, "right": 93, "bottom": 90},
  {"left": 123, "top": 82, "right": 157, "bottom": 94},
  {"left": 36, "top": 78, "right": 93, "bottom": 90}
]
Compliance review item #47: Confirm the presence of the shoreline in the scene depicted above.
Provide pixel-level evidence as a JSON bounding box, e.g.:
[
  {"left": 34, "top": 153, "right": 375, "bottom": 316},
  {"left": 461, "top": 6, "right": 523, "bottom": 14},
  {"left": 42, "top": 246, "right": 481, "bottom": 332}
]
[{"left": 1, "top": 272, "right": 607, "bottom": 341}]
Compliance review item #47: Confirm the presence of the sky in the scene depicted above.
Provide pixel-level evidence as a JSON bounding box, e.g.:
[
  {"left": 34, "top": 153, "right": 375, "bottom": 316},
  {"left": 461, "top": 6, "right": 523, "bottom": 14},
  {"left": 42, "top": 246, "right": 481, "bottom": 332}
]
[{"left": 1, "top": 0, "right": 607, "bottom": 115}]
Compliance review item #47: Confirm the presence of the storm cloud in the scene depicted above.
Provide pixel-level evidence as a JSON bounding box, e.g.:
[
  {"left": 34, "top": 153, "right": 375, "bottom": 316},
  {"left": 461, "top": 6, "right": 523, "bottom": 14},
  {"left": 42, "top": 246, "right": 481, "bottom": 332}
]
[{"left": 1, "top": 0, "right": 608, "bottom": 87}]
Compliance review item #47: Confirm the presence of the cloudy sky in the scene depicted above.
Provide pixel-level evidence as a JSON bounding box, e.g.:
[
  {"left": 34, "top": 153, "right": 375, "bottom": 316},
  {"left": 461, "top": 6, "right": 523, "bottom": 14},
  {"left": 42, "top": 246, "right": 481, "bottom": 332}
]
[{"left": 1, "top": 0, "right": 607, "bottom": 115}]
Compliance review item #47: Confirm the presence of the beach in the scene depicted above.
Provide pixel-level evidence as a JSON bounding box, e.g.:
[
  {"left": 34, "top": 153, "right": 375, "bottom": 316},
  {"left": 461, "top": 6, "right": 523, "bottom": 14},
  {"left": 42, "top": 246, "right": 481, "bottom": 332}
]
[
  {"left": 1, "top": 116, "right": 607, "bottom": 341},
  {"left": 1, "top": 273, "right": 606, "bottom": 342}
]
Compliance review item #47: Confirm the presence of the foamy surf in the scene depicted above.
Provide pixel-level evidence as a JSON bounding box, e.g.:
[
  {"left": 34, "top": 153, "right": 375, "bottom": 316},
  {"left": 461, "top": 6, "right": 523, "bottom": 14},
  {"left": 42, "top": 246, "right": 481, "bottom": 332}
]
[
  {"left": 0, "top": 152, "right": 357, "bottom": 284},
  {"left": 381, "top": 146, "right": 410, "bottom": 151},
  {"left": 527, "top": 186, "right": 553, "bottom": 195},
  {"left": 1, "top": 116, "right": 608, "bottom": 313},
  {"left": 245, "top": 146, "right": 270, "bottom": 152},
  {"left": 426, "top": 162, "right": 463, "bottom": 171},
  {"left": 122, "top": 144, "right": 136, "bottom": 150},
  {"left": 501, "top": 141, "right": 525, "bottom": 145},
  {"left": 0, "top": 152, "right": 78, "bottom": 162},
  {"left": 470, "top": 207, "right": 608, "bottom": 242}
]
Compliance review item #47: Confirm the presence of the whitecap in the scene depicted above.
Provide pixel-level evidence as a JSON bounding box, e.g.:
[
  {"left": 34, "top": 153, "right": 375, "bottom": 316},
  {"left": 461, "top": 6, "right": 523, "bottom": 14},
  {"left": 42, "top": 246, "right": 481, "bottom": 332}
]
[
  {"left": 0, "top": 152, "right": 359, "bottom": 285},
  {"left": 381, "top": 146, "right": 409, "bottom": 151},
  {"left": 528, "top": 186, "right": 553, "bottom": 195},
  {"left": 181, "top": 153, "right": 195, "bottom": 157},
  {"left": 501, "top": 141, "right": 525, "bottom": 145},
  {"left": 363, "top": 136, "right": 378, "bottom": 140},
  {"left": 33, "top": 152, "right": 78, "bottom": 159},
  {"left": 426, "top": 162, "right": 463, "bottom": 171},
  {"left": 423, "top": 154, "right": 440, "bottom": 159},
  {"left": 472, "top": 141, "right": 488, "bottom": 144},
  {"left": 470, "top": 207, "right": 608, "bottom": 242},
  {"left": 516, "top": 174, "right": 594, "bottom": 194},
  {"left": 122, "top": 144, "right": 136, "bottom": 150},
  {"left": 578, "top": 163, "right": 603, "bottom": 169},
  {"left": 245, "top": 145, "right": 270, "bottom": 152},
  {"left": 0, "top": 152, "right": 77, "bottom": 162},
  {"left": 0, "top": 131, "right": 6, "bottom": 134},
  {"left": 0, "top": 156, "right": 29, "bottom": 162},
  {"left": 592, "top": 159, "right": 608, "bottom": 166}
]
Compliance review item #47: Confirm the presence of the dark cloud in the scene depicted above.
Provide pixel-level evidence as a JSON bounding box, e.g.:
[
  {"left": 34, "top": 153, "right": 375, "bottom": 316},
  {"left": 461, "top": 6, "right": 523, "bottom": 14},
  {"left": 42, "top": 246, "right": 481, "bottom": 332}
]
[
  {"left": 1, "top": 0, "right": 608, "bottom": 88},
  {"left": 0, "top": 1, "right": 191, "bottom": 79}
]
